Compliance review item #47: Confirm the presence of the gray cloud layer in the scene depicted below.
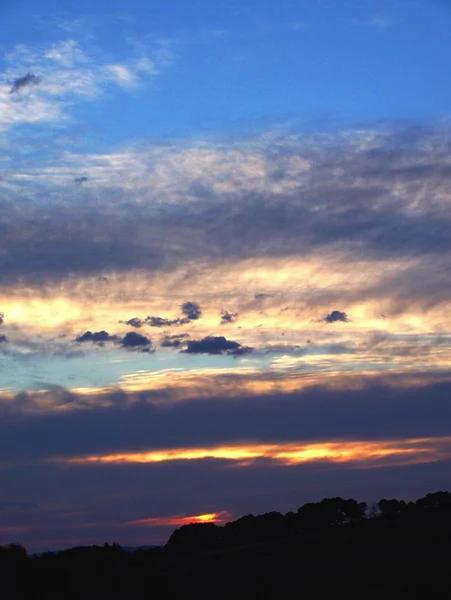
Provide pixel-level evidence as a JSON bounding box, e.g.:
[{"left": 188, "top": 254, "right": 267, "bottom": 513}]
[
  {"left": 2, "top": 127, "right": 451, "bottom": 297},
  {"left": 2, "top": 376, "right": 451, "bottom": 462}
]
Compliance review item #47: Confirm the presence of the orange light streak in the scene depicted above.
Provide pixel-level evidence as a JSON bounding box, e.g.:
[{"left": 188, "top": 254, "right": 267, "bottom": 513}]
[
  {"left": 62, "top": 436, "right": 451, "bottom": 468},
  {"left": 127, "top": 511, "right": 231, "bottom": 528}
]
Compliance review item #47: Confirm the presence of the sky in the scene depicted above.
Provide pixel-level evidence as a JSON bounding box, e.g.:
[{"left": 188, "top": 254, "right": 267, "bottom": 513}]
[{"left": 1, "top": 0, "right": 451, "bottom": 552}]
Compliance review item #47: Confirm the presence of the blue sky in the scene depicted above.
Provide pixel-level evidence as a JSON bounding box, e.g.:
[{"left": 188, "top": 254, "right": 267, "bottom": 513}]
[
  {"left": 2, "top": 0, "right": 451, "bottom": 147},
  {"left": 2, "top": 0, "right": 451, "bottom": 552}
]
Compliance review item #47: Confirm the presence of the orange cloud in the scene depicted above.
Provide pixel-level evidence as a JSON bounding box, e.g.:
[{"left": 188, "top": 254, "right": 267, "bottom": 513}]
[
  {"left": 127, "top": 511, "right": 231, "bottom": 528},
  {"left": 62, "top": 436, "right": 451, "bottom": 469},
  {"left": 1, "top": 254, "right": 448, "bottom": 341}
]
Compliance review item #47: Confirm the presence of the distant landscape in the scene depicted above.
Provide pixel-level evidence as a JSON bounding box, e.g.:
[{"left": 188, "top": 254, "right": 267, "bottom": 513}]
[{"left": 2, "top": 490, "right": 451, "bottom": 599}]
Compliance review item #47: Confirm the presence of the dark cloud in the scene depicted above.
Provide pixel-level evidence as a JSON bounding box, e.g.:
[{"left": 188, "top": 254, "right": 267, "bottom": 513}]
[
  {"left": 9, "top": 72, "right": 42, "bottom": 94},
  {"left": 3, "top": 375, "right": 451, "bottom": 461},
  {"left": 74, "top": 176, "right": 88, "bottom": 185},
  {"left": 0, "top": 313, "right": 4, "bottom": 325},
  {"left": 127, "top": 306, "right": 201, "bottom": 329},
  {"left": 0, "top": 334, "right": 8, "bottom": 343},
  {"left": 181, "top": 302, "right": 202, "bottom": 321},
  {"left": 228, "top": 345, "right": 253, "bottom": 357},
  {"left": 323, "top": 310, "right": 350, "bottom": 324},
  {"left": 255, "top": 293, "right": 272, "bottom": 300},
  {"left": 0, "top": 207, "right": 166, "bottom": 285},
  {"left": 121, "top": 314, "right": 190, "bottom": 329},
  {"left": 121, "top": 331, "right": 151, "bottom": 349},
  {"left": 75, "top": 331, "right": 117, "bottom": 344},
  {"left": 220, "top": 311, "right": 238, "bottom": 324},
  {"left": 146, "top": 316, "right": 181, "bottom": 327},
  {"left": 160, "top": 334, "right": 190, "bottom": 348},
  {"left": 121, "top": 317, "right": 145, "bottom": 328},
  {"left": 183, "top": 336, "right": 252, "bottom": 356}
]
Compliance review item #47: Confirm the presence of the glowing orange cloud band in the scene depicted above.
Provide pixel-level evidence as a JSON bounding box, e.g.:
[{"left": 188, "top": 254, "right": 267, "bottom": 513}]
[
  {"left": 62, "top": 437, "right": 451, "bottom": 468},
  {"left": 127, "top": 511, "right": 231, "bottom": 528}
]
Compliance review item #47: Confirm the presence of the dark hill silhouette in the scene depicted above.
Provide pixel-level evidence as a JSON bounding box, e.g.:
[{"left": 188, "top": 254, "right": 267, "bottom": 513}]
[{"left": 2, "top": 491, "right": 451, "bottom": 599}]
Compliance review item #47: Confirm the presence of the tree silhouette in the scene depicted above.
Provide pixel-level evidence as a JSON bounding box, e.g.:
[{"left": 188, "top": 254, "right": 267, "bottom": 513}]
[
  {"left": 167, "top": 522, "right": 221, "bottom": 551},
  {"left": 297, "top": 497, "right": 367, "bottom": 530},
  {"left": 378, "top": 498, "right": 407, "bottom": 517}
]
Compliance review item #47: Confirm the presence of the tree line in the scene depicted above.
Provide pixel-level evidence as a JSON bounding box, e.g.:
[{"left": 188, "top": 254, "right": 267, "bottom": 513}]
[
  {"left": 166, "top": 490, "right": 451, "bottom": 551},
  {"left": 1, "top": 490, "right": 451, "bottom": 598}
]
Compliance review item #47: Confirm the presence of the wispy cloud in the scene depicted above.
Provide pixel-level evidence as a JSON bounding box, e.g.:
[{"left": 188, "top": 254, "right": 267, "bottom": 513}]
[
  {"left": 0, "top": 32, "right": 174, "bottom": 132},
  {"left": 351, "top": 13, "right": 397, "bottom": 31}
]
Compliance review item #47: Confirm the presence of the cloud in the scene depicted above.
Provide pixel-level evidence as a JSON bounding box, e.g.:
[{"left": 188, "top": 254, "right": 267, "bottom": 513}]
[
  {"left": 123, "top": 305, "right": 202, "bottom": 330},
  {"left": 3, "top": 126, "right": 451, "bottom": 345},
  {"left": 105, "top": 64, "right": 137, "bottom": 87},
  {"left": 352, "top": 14, "right": 396, "bottom": 31},
  {"left": 75, "top": 331, "right": 117, "bottom": 344},
  {"left": 220, "top": 311, "right": 238, "bottom": 324},
  {"left": 146, "top": 316, "right": 182, "bottom": 327},
  {"left": 160, "top": 334, "right": 190, "bottom": 348},
  {"left": 4, "top": 125, "right": 451, "bottom": 293},
  {"left": 183, "top": 336, "right": 252, "bottom": 356},
  {"left": 122, "top": 316, "right": 187, "bottom": 329},
  {"left": 323, "top": 311, "right": 350, "bottom": 324},
  {"left": 66, "top": 437, "right": 451, "bottom": 469},
  {"left": 127, "top": 511, "right": 230, "bottom": 528},
  {"left": 9, "top": 72, "right": 42, "bottom": 94},
  {"left": 0, "top": 313, "right": 4, "bottom": 325},
  {"left": 74, "top": 176, "right": 88, "bottom": 185},
  {"left": 121, "top": 331, "right": 151, "bottom": 349},
  {"left": 3, "top": 375, "right": 451, "bottom": 460},
  {"left": 0, "top": 33, "right": 174, "bottom": 132},
  {"left": 181, "top": 302, "right": 202, "bottom": 321},
  {"left": 0, "top": 334, "right": 8, "bottom": 343},
  {"left": 121, "top": 317, "right": 145, "bottom": 328},
  {"left": 229, "top": 345, "right": 254, "bottom": 356}
]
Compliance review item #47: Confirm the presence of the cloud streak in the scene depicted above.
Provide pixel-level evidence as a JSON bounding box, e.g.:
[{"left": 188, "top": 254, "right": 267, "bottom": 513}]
[{"left": 65, "top": 437, "right": 451, "bottom": 469}]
